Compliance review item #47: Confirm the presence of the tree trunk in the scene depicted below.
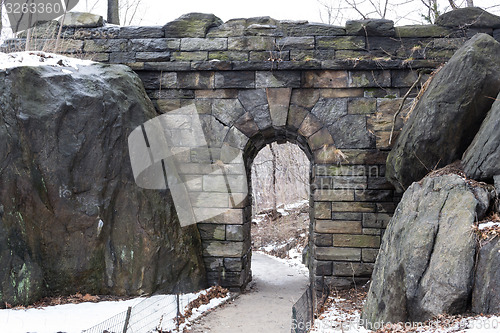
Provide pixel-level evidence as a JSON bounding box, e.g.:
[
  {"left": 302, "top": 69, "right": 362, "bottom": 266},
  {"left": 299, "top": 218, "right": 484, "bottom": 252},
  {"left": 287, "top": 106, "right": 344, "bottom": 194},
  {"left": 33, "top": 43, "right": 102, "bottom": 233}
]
[
  {"left": 107, "top": 0, "right": 120, "bottom": 25},
  {"left": 269, "top": 143, "right": 278, "bottom": 220}
]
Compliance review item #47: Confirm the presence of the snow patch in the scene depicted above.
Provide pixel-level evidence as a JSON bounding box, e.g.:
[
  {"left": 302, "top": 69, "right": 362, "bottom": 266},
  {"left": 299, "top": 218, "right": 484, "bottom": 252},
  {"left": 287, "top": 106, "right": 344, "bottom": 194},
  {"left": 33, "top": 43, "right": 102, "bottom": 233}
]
[{"left": 0, "top": 51, "right": 94, "bottom": 71}]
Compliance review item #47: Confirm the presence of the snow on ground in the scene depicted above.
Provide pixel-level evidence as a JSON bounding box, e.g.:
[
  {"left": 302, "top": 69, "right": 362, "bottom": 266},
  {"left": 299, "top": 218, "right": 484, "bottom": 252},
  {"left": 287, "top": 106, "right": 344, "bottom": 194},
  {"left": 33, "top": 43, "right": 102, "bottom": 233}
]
[
  {"left": 0, "top": 287, "right": 230, "bottom": 333},
  {"left": 0, "top": 51, "right": 94, "bottom": 70},
  {"left": 311, "top": 306, "right": 500, "bottom": 333},
  {"left": 478, "top": 221, "right": 500, "bottom": 230}
]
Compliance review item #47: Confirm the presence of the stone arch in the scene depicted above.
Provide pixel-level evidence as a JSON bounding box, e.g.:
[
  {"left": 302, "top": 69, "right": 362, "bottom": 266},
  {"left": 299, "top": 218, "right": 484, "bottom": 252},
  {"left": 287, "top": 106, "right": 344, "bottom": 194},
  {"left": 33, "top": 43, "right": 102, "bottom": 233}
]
[{"left": 197, "top": 86, "right": 363, "bottom": 291}]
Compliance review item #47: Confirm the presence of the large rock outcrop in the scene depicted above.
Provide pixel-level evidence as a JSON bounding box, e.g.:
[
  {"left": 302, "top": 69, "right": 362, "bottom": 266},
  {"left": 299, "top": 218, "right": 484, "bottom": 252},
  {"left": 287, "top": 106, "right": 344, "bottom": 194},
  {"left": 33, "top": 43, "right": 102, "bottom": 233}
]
[
  {"left": 472, "top": 237, "right": 500, "bottom": 314},
  {"left": 386, "top": 33, "right": 500, "bottom": 192},
  {"left": 361, "top": 173, "right": 492, "bottom": 325},
  {"left": 0, "top": 54, "right": 206, "bottom": 306},
  {"left": 462, "top": 90, "right": 500, "bottom": 181}
]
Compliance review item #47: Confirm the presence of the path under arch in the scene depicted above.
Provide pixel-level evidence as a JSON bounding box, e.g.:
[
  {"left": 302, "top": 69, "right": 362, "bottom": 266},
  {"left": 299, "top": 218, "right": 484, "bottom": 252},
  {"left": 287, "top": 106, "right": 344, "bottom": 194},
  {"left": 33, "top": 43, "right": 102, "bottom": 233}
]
[{"left": 189, "top": 252, "right": 309, "bottom": 332}]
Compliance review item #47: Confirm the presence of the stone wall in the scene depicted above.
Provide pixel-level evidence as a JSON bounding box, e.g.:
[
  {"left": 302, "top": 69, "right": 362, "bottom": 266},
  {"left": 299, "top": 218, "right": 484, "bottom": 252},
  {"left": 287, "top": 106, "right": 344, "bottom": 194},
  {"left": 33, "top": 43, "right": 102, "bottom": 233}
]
[{"left": 4, "top": 8, "right": 500, "bottom": 297}]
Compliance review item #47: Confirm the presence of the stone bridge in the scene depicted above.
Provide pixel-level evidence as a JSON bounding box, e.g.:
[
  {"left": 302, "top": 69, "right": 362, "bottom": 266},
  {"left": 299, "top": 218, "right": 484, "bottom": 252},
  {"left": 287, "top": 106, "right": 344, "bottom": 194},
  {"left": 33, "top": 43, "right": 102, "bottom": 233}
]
[{"left": 6, "top": 8, "right": 500, "bottom": 296}]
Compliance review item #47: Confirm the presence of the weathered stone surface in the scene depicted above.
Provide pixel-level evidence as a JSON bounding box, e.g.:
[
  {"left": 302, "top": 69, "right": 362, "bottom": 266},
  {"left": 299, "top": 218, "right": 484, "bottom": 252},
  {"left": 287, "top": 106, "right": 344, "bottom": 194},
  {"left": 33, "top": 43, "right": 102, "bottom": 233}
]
[
  {"left": 346, "top": 19, "right": 395, "bottom": 37},
  {"left": 266, "top": 88, "right": 292, "bottom": 127},
  {"left": 280, "top": 22, "right": 345, "bottom": 36},
  {"left": 0, "top": 62, "right": 206, "bottom": 306},
  {"left": 311, "top": 98, "right": 347, "bottom": 126},
  {"left": 227, "top": 36, "right": 275, "bottom": 50},
  {"left": 61, "top": 12, "right": 103, "bottom": 28},
  {"left": 395, "top": 25, "right": 453, "bottom": 38},
  {"left": 317, "top": 36, "right": 365, "bottom": 50},
  {"left": 328, "top": 115, "right": 374, "bottom": 149},
  {"left": 462, "top": 91, "right": 500, "bottom": 181},
  {"left": 136, "top": 52, "right": 171, "bottom": 62},
  {"left": 386, "top": 34, "right": 500, "bottom": 192},
  {"left": 472, "top": 237, "right": 500, "bottom": 314},
  {"left": 362, "top": 174, "right": 490, "bottom": 325},
  {"left": 129, "top": 38, "right": 180, "bottom": 52},
  {"left": 119, "top": 26, "right": 164, "bottom": 38},
  {"left": 164, "top": 13, "right": 223, "bottom": 38},
  {"left": 215, "top": 71, "right": 255, "bottom": 89},
  {"left": 238, "top": 89, "right": 271, "bottom": 130},
  {"left": 207, "top": 17, "right": 280, "bottom": 37},
  {"left": 181, "top": 38, "right": 227, "bottom": 51},
  {"left": 84, "top": 39, "right": 128, "bottom": 53},
  {"left": 436, "top": 7, "right": 500, "bottom": 28},
  {"left": 212, "top": 99, "right": 245, "bottom": 127},
  {"left": 256, "top": 71, "right": 301, "bottom": 88}
]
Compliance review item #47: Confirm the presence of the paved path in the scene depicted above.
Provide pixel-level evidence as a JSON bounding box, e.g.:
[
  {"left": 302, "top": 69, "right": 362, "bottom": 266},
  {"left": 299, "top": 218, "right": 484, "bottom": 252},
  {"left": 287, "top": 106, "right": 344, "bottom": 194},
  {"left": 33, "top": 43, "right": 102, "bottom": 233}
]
[{"left": 190, "top": 252, "right": 309, "bottom": 333}]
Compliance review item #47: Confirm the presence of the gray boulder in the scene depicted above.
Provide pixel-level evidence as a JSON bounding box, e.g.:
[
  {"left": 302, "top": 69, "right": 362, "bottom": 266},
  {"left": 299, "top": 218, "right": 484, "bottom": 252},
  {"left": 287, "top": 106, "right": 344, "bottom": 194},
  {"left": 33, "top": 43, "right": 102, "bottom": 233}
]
[
  {"left": 61, "top": 12, "right": 104, "bottom": 28},
  {"left": 472, "top": 237, "right": 500, "bottom": 314},
  {"left": 0, "top": 57, "right": 206, "bottom": 306},
  {"left": 462, "top": 90, "right": 500, "bottom": 181},
  {"left": 436, "top": 7, "right": 500, "bottom": 28},
  {"left": 386, "top": 33, "right": 500, "bottom": 192},
  {"left": 362, "top": 173, "right": 491, "bottom": 325}
]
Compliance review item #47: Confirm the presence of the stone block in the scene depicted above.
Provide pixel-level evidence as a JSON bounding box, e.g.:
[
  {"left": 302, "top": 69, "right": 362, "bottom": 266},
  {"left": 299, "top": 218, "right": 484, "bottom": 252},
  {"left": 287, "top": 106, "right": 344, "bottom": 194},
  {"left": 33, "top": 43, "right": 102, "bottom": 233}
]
[
  {"left": 395, "top": 25, "right": 453, "bottom": 38},
  {"left": 177, "top": 72, "right": 215, "bottom": 89},
  {"left": 224, "top": 127, "right": 250, "bottom": 150},
  {"left": 291, "top": 89, "right": 320, "bottom": 109},
  {"left": 315, "top": 220, "right": 362, "bottom": 234},
  {"left": 135, "top": 52, "right": 171, "bottom": 62},
  {"left": 216, "top": 71, "right": 255, "bottom": 89},
  {"left": 202, "top": 240, "right": 249, "bottom": 257},
  {"left": 62, "top": 12, "right": 103, "bottom": 28},
  {"left": 335, "top": 50, "right": 370, "bottom": 59},
  {"left": 286, "top": 105, "right": 309, "bottom": 131},
  {"left": 316, "top": 36, "right": 365, "bottom": 50},
  {"left": 376, "top": 202, "right": 397, "bottom": 213},
  {"left": 314, "top": 260, "right": 333, "bottom": 275},
  {"left": 238, "top": 89, "right": 271, "bottom": 129},
  {"left": 298, "top": 114, "right": 323, "bottom": 138},
  {"left": 313, "top": 145, "right": 347, "bottom": 164},
  {"left": 313, "top": 176, "right": 333, "bottom": 190},
  {"left": 190, "top": 192, "right": 229, "bottom": 208},
  {"left": 171, "top": 51, "right": 208, "bottom": 61},
  {"left": 319, "top": 88, "right": 364, "bottom": 98},
  {"left": 354, "top": 189, "right": 393, "bottom": 202},
  {"left": 362, "top": 248, "right": 379, "bottom": 263},
  {"left": 143, "top": 62, "right": 191, "bottom": 71},
  {"left": 228, "top": 36, "right": 275, "bottom": 50},
  {"left": 363, "top": 213, "right": 392, "bottom": 228},
  {"left": 224, "top": 257, "right": 244, "bottom": 271},
  {"left": 363, "top": 228, "right": 382, "bottom": 235},
  {"left": 212, "top": 99, "right": 246, "bottom": 126},
  {"left": 290, "top": 50, "right": 336, "bottom": 62},
  {"left": 313, "top": 189, "right": 354, "bottom": 202},
  {"left": 204, "top": 257, "right": 224, "bottom": 270},
  {"left": 250, "top": 50, "right": 289, "bottom": 62},
  {"left": 330, "top": 202, "right": 376, "bottom": 213},
  {"left": 276, "top": 37, "right": 315, "bottom": 50},
  {"left": 333, "top": 262, "right": 374, "bottom": 277},
  {"left": 209, "top": 51, "right": 249, "bottom": 61},
  {"left": 314, "top": 233, "right": 333, "bottom": 247},
  {"left": 266, "top": 88, "right": 292, "bottom": 127},
  {"left": 315, "top": 247, "right": 361, "bottom": 261},
  {"left": 196, "top": 208, "right": 244, "bottom": 224},
  {"left": 164, "top": 13, "right": 223, "bottom": 38},
  {"left": 328, "top": 115, "right": 375, "bottom": 149},
  {"left": 280, "top": 22, "right": 345, "bottom": 36},
  {"left": 234, "top": 112, "right": 260, "bottom": 138},
  {"left": 119, "top": 26, "right": 164, "bottom": 38},
  {"left": 226, "top": 224, "right": 245, "bottom": 241},
  {"left": 109, "top": 52, "right": 136, "bottom": 64},
  {"left": 333, "top": 234, "right": 380, "bottom": 248},
  {"left": 84, "top": 39, "right": 128, "bottom": 52},
  {"left": 198, "top": 223, "right": 226, "bottom": 240},
  {"left": 195, "top": 89, "right": 238, "bottom": 99},
  {"left": 302, "top": 70, "right": 348, "bottom": 88},
  {"left": 181, "top": 38, "right": 227, "bottom": 51},
  {"left": 308, "top": 128, "right": 335, "bottom": 151},
  {"left": 311, "top": 98, "right": 348, "bottom": 127},
  {"left": 129, "top": 38, "right": 180, "bottom": 51},
  {"left": 346, "top": 19, "right": 395, "bottom": 37},
  {"left": 330, "top": 176, "right": 367, "bottom": 190},
  {"left": 315, "top": 202, "right": 332, "bottom": 219},
  {"left": 331, "top": 212, "right": 362, "bottom": 221},
  {"left": 348, "top": 71, "right": 391, "bottom": 88},
  {"left": 348, "top": 98, "right": 376, "bottom": 114},
  {"left": 256, "top": 71, "right": 301, "bottom": 88}
]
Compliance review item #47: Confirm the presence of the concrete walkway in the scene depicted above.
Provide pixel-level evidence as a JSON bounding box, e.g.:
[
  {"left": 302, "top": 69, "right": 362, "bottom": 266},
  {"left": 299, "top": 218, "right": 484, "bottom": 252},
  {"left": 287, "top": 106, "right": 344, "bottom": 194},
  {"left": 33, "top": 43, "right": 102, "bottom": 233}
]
[{"left": 189, "top": 252, "right": 309, "bottom": 333}]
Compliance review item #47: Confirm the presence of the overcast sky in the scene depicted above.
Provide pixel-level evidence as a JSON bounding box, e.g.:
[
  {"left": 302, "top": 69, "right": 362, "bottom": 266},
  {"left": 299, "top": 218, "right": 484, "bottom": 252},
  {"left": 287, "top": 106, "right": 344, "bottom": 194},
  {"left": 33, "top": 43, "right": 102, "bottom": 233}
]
[{"left": 72, "top": 0, "right": 500, "bottom": 27}]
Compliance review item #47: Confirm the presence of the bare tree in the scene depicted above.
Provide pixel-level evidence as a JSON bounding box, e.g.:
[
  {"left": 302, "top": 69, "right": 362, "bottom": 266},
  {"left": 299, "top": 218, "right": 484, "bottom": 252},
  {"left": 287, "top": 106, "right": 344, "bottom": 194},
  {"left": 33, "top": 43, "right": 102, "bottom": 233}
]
[{"left": 107, "top": 0, "right": 120, "bottom": 25}]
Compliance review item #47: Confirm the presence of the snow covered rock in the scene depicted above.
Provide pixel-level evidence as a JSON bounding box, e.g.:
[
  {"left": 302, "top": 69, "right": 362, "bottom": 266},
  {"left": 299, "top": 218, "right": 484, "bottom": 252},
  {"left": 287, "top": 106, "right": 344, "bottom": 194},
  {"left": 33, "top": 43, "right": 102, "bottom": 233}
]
[
  {"left": 361, "top": 173, "right": 493, "bottom": 325},
  {"left": 0, "top": 52, "right": 206, "bottom": 306}
]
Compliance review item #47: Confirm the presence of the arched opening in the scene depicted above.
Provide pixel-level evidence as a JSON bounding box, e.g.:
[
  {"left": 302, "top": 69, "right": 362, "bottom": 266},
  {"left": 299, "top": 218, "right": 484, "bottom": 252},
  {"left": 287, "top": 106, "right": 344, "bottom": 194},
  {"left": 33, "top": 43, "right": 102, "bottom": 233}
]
[{"left": 250, "top": 141, "right": 311, "bottom": 265}]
